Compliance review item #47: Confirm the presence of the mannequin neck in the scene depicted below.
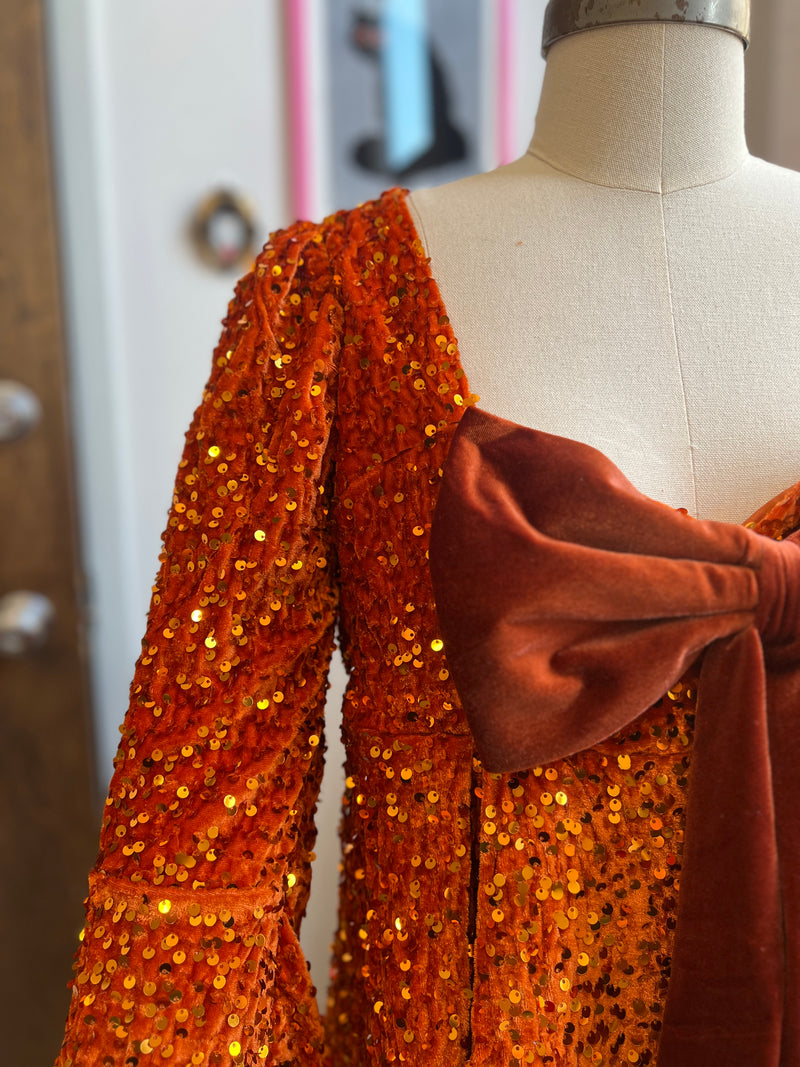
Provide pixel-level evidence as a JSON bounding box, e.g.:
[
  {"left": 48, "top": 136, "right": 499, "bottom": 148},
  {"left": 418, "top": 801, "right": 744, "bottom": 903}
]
[{"left": 528, "top": 21, "right": 749, "bottom": 193}]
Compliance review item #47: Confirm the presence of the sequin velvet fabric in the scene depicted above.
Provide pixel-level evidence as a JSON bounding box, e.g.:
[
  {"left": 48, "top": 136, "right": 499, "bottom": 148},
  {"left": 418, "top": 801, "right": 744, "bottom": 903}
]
[{"left": 54, "top": 188, "right": 800, "bottom": 1067}]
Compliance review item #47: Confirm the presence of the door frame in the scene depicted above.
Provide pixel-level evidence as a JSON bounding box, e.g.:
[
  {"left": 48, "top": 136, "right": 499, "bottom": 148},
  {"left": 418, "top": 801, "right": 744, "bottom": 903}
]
[{"left": 45, "top": 0, "right": 143, "bottom": 793}]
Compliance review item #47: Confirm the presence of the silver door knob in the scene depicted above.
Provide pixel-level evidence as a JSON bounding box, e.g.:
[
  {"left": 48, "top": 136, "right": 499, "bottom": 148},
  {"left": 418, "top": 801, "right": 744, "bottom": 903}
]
[
  {"left": 0, "top": 591, "right": 55, "bottom": 655},
  {"left": 0, "top": 380, "right": 42, "bottom": 443}
]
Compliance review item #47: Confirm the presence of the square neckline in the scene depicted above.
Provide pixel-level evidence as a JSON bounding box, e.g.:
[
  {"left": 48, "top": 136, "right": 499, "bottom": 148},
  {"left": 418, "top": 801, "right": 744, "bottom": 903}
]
[{"left": 388, "top": 185, "right": 800, "bottom": 535}]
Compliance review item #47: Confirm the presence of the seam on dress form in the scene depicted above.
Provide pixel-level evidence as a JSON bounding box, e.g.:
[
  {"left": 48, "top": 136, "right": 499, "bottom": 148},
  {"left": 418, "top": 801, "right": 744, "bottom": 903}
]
[
  {"left": 658, "top": 23, "right": 700, "bottom": 519},
  {"left": 525, "top": 144, "right": 747, "bottom": 195},
  {"left": 404, "top": 192, "right": 431, "bottom": 259}
]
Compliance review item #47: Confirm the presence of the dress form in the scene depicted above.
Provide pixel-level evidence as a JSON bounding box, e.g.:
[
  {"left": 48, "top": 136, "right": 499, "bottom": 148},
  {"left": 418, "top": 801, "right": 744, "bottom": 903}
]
[{"left": 406, "top": 19, "right": 800, "bottom": 523}]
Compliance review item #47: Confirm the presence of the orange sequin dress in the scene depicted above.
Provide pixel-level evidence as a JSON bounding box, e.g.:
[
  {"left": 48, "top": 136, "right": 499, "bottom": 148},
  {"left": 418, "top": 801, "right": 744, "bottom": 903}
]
[{"left": 54, "top": 187, "right": 800, "bottom": 1067}]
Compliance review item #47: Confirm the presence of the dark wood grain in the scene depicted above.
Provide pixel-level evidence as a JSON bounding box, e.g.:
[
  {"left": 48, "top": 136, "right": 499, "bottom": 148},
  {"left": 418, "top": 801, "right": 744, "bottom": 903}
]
[{"left": 0, "top": 1, "right": 100, "bottom": 1062}]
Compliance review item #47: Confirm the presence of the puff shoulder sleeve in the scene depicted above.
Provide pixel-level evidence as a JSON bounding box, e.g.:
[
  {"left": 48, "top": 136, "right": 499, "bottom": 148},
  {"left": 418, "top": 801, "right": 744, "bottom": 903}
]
[{"left": 55, "top": 218, "right": 343, "bottom": 1067}]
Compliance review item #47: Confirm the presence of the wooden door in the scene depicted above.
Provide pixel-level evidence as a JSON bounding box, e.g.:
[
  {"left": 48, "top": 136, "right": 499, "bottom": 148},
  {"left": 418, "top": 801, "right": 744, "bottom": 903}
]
[{"left": 0, "top": 2, "right": 100, "bottom": 1062}]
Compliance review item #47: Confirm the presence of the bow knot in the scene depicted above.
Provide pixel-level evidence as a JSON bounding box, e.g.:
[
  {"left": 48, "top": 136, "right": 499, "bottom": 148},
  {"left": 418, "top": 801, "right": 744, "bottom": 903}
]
[{"left": 755, "top": 535, "right": 800, "bottom": 649}]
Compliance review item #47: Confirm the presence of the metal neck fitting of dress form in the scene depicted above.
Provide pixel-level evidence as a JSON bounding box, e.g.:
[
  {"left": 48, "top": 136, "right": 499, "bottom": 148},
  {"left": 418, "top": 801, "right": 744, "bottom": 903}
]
[{"left": 541, "top": 0, "right": 751, "bottom": 58}]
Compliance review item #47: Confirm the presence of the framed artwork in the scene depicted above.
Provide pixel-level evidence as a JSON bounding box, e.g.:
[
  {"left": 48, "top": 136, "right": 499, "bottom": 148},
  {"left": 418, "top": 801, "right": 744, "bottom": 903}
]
[{"left": 286, "top": 0, "right": 517, "bottom": 220}]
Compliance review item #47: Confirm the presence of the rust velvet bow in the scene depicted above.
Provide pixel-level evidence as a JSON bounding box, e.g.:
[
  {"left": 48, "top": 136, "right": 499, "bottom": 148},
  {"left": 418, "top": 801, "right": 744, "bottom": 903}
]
[{"left": 429, "top": 405, "right": 800, "bottom": 1067}]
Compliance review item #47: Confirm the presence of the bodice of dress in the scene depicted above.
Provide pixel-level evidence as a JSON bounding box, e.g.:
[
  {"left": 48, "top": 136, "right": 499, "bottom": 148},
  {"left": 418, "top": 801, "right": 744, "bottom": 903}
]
[{"left": 54, "top": 188, "right": 800, "bottom": 1067}]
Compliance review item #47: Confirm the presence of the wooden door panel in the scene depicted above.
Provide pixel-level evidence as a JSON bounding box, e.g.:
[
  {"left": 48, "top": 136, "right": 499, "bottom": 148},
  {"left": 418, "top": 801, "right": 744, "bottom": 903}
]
[{"left": 0, "top": 2, "right": 99, "bottom": 1062}]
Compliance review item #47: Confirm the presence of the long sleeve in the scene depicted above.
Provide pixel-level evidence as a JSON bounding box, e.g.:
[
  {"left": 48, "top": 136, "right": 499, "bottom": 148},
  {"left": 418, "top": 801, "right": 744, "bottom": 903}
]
[{"left": 55, "top": 218, "right": 343, "bottom": 1067}]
